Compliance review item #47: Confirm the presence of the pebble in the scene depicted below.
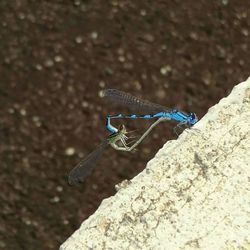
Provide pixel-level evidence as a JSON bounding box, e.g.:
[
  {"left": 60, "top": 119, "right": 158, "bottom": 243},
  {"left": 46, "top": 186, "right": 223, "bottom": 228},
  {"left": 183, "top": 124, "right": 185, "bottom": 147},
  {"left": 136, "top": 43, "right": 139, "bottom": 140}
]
[
  {"left": 241, "top": 29, "right": 249, "bottom": 36},
  {"left": 160, "top": 65, "right": 172, "bottom": 76},
  {"left": 117, "top": 48, "right": 124, "bottom": 55},
  {"left": 99, "top": 81, "right": 105, "bottom": 88},
  {"left": 91, "top": 31, "right": 98, "bottom": 40},
  {"left": 75, "top": 36, "right": 83, "bottom": 44},
  {"left": 20, "top": 109, "right": 27, "bottom": 116},
  {"left": 155, "top": 89, "right": 166, "bottom": 99},
  {"left": 221, "top": 0, "right": 229, "bottom": 5},
  {"left": 118, "top": 55, "right": 125, "bottom": 62},
  {"left": 65, "top": 147, "right": 75, "bottom": 156},
  {"left": 50, "top": 196, "right": 60, "bottom": 203},
  {"left": 54, "top": 55, "right": 63, "bottom": 62},
  {"left": 44, "top": 59, "right": 54, "bottom": 67},
  {"left": 32, "top": 116, "right": 41, "bottom": 127},
  {"left": 143, "top": 33, "right": 154, "bottom": 43},
  {"left": 140, "top": 9, "right": 147, "bottom": 16},
  {"left": 63, "top": 219, "right": 69, "bottom": 225},
  {"left": 133, "top": 80, "right": 142, "bottom": 90},
  {"left": 74, "top": 0, "right": 81, "bottom": 6},
  {"left": 8, "top": 108, "right": 15, "bottom": 114},
  {"left": 35, "top": 64, "right": 43, "bottom": 71},
  {"left": 81, "top": 101, "right": 89, "bottom": 107}
]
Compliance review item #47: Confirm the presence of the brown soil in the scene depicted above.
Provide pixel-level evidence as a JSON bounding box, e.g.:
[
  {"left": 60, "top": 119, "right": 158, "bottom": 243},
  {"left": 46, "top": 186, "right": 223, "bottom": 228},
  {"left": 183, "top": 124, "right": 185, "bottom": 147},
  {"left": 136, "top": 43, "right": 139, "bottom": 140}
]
[{"left": 1, "top": 1, "right": 249, "bottom": 249}]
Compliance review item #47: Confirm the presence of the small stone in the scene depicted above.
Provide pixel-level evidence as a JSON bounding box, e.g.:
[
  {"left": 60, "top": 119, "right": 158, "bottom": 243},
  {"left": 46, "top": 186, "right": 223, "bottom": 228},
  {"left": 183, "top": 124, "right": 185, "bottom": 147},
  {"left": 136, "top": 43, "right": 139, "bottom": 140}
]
[
  {"left": 142, "top": 147, "right": 150, "bottom": 154},
  {"left": 161, "top": 45, "right": 167, "bottom": 50},
  {"left": 189, "top": 32, "right": 198, "bottom": 40},
  {"left": 4, "top": 57, "right": 11, "bottom": 64},
  {"left": 35, "top": 64, "right": 43, "bottom": 71},
  {"left": 91, "top": 31, "right": 98, "bottom": 40},
  {"left": 27, "top": 14, "right": 36, "bottom": 23},
  {"left": 54, "top": 55, "right": 63, "bottom": 62},
  {"left": 68, "top": 103, "right": 74, "bottom": 109},
  {"left": 242, "top": 29, "right": 249, "bottom": 36},
  {"left": 115, "top": 180, "right": 131, "bottom": 191},
  {"left": 38, "top": 90, "right": 44, "bottom": 96},
  {"left": 118, "top": 55, "right": 125, "bottom": 62},
  {"left": 67, "top": 85, "right": 74, "bottom": 92},
  {"left": 18, "top": 13, "right": 25, "bottom": 20},
  {"left": 44, "top": 59, "right": 54, "bottom": 67},
  {"left": 155, "top": 89, "right": 166, "bottom": 99},
  {"left": 32, "top": 116, "right": 40, "bottom": 123},
  {"left": 50, "top": 196, "right": 60, "bottom": 203},
  {"left": 56, "top": 186, "right": 63, "bottom": 192},
  {"left": 75, "top": 36, "right": 83, "bottom": 44},
  {"left": 140, "top": 9, "right": 147, "bottom": 16},
  {"left": 240, "top": 43, "right": 248, "bottom": 51},
  {"left": 20, "top": 109, "right": 27, "bottom": 116},
  {"left": 99, "top": 90, "right": 105, "bottom": 98},
  {"left": 22, "top": 157, "right": 30, "bottom": 168},
  {"left": 123, "top": 62, "right": 133, "bottom": 70},
  {"left": 143, "top": 33, "right": 154, "bottom": 43},
  {"left": 0, "top": 241, "right": 6, "bottom": 248},
  {"left": 65, "top": 147, "right": 75, "bottom": 156},
  {"left": 81, "top": 101, "right": 89, "bottom": 107},
  {"left": 133, "top": 80, "right": 142, "bottom": 90},
  {"left": 8, "top": 108, "right": 15, "bottom": 114},
  {"left": 239, "top": 60, "right": 244, "bottom": 66},
  {"left": 160, "top": 65, "right": 172, "bottom": 76},
  {"left": 92, "top": 184, "right": 98, "bottom": 190},
  {"left": 117, "top": 48, "right": 124, "bottom": 55},
  {"left": 23, "top": 218, "right": 31, "bottom": 225},
  {"left": 74, "top": 0, "right": 81, "bottom": 6},
  {"left": 63, "top": 219, "right": 69, "bottom": 225},
  {"left": 32, "top": 116, "right": 41, "bottom": 127},
  {"left": 99, "top": 81, "right": 105, "bottom": 88},
  {"left": 163, "top": 83, "right": 169, "bottom": 89},
  {"left": 80, "top": 5, "right": 87, "bottom": 12},
  {"left": 217, "top": 46, "right": 226, "bottom": 59}
]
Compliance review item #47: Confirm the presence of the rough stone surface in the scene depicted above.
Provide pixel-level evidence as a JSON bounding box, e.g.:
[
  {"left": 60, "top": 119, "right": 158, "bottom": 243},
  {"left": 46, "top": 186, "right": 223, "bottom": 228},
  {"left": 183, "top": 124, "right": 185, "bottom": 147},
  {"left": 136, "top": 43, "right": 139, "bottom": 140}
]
[{"left": 61, "top": 78, "right": 250, "bottom": 250}]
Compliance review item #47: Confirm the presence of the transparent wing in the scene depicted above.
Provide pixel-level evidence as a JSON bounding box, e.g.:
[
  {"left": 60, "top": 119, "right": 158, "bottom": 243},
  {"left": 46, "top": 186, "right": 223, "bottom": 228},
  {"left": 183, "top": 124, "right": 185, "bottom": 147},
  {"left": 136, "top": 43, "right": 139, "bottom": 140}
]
[
  {"left": 68, "top": 140, "right": 109, "bottom": 185},
  {"left": 101, "top": 89, "right": 170, "bottom": 114}
]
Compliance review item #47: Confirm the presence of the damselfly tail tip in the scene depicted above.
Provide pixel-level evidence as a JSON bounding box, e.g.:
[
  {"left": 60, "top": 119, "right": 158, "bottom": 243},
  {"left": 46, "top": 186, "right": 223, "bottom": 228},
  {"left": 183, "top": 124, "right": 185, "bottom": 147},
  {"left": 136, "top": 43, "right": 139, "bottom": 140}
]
[
  {"left": 68, "top": 178, "right": 83, "bottom": 186},
  {"left": 68, "top": 173, "right": 83, "bottom": 186},
  {"left": 68, "top": 177, "right": 75, "bottom": 186}
]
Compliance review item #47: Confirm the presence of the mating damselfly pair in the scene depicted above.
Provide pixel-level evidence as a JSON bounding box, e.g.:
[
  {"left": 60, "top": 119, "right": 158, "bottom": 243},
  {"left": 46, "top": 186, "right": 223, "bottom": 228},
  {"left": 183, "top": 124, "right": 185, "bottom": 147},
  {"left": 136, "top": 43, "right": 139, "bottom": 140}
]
[{"left": 68, "top": 89, "right": 198, "bottom": 185}]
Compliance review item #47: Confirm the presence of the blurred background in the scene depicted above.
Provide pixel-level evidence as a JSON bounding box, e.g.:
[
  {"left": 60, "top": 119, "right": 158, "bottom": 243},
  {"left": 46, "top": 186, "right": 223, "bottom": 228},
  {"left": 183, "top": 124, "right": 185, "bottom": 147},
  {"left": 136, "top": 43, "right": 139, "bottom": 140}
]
[{"left": 0, "top": 1, "right": 250, "bottom": 249}]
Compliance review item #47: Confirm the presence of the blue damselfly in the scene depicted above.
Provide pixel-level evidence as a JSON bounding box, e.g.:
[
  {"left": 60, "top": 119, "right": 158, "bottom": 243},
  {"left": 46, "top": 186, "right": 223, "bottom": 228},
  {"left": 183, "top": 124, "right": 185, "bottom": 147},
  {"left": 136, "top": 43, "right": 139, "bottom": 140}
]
[{"left": 101, "top": 89, "right": 198, "bottom": 134}]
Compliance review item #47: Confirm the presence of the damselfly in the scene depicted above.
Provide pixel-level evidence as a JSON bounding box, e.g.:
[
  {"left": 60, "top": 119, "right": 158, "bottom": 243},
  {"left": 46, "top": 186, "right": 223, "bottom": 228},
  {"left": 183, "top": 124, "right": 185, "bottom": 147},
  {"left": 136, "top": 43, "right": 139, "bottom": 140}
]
[
  {"left": 101, "top": 89, "right": 198, "bottom": 134},
  {"left": 68, "top": 124, "right": 129, "bottom": 185},
  {"left": 68, "top": 123, "right": 158, "bottom": 185}
]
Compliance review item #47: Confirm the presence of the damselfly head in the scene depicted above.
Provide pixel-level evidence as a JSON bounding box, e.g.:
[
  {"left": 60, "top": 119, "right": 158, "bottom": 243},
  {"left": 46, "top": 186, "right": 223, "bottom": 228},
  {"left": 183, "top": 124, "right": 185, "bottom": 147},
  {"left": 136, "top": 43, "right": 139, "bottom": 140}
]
[
  {"left": 190, "top": 112, "right": 198, "bottom": 125},
  {"left": 118, "top": 124, "right": 127, "bottom": 133}
]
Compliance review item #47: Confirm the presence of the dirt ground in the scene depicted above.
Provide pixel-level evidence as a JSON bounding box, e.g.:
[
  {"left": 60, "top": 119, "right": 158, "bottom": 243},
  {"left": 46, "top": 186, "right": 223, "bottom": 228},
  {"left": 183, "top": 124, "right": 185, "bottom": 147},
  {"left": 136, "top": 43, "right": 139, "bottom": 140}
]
[{"left": 0, "top": 1, "right": 250, "bottom": 249}]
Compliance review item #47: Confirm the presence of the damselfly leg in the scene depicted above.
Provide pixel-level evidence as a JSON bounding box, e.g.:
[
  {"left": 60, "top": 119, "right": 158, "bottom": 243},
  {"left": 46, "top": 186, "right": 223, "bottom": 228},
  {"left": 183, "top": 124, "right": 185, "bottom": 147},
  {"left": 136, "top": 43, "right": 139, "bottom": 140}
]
[{"left": 110, "top": 117, "right": 168, "bottom": 152}]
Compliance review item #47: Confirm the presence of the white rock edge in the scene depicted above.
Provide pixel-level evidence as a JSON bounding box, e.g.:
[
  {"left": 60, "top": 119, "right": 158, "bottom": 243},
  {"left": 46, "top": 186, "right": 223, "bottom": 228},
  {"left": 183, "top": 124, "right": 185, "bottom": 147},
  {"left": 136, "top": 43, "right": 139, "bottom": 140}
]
[{"left": 61, "top": 78, "right": 250, "bottom": 250}]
